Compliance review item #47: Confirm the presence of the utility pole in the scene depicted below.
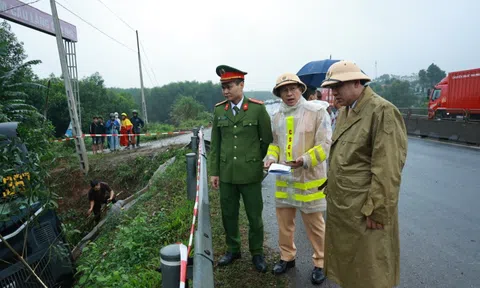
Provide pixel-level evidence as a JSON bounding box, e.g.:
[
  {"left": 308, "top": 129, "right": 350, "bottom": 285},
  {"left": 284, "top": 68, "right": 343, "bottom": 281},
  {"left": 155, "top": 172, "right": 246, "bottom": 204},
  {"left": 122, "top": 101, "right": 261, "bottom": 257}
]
[
  {"left": 375, "top": 60, "right": 378, "bottom": 79},
  {"left": 136, "top": 30, "right": 148, "bottom": 124},
  {"left": 50, "top": 0, "right": 89, "bottom": 174}
]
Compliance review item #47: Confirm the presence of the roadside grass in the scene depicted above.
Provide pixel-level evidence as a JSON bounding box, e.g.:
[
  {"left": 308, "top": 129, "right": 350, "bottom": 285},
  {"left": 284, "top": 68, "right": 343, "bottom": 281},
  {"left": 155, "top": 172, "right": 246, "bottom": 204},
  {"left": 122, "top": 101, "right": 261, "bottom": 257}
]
[
  {"left": 210, "top": 190, "right": 289, "bottom": 287},
  {"left": 72, "top": 143, "right": 287, "bottom": 287},
  {"left": 74, "top": 150, "right": 193, "bottom": 287}
]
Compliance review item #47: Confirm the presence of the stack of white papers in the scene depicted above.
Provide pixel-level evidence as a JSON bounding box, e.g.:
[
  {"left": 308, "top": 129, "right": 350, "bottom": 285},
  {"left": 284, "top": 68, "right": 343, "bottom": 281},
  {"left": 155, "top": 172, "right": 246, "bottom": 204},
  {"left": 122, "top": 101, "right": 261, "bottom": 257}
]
[{"left": 268, "top": 163, "right": 291, "bottom": 175}]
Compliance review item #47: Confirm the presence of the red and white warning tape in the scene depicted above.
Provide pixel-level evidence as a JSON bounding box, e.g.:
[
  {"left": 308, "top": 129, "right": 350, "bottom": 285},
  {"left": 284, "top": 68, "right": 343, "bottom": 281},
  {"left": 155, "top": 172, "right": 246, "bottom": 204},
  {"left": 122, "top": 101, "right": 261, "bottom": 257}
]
[
  {"left": 181, "top": 130, "right": 204, "bottom": 285},
  {"left": 50, "top": 131, "right": 191, "bottom": 143},
  {"left": 179, "top": 243, "right": 188, "bottom": 288}
]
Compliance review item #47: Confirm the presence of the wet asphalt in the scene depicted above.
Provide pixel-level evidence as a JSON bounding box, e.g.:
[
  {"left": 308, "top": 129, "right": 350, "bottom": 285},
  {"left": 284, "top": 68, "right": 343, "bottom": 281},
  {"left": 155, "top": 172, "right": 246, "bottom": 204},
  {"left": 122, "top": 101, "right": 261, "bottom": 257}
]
[{"left": 261, "top": 137, "right": 480, "bottom": 288}]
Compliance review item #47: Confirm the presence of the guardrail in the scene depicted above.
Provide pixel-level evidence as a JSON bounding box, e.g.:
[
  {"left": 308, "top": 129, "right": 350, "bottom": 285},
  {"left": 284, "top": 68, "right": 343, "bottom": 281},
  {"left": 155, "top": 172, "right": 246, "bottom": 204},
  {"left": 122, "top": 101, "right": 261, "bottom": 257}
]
[
  {"left": 400, "top": 112, "right": 480, "bottom": 145},
  {"left": 157, "top": 127, "right": 214, "bottom": 288}
]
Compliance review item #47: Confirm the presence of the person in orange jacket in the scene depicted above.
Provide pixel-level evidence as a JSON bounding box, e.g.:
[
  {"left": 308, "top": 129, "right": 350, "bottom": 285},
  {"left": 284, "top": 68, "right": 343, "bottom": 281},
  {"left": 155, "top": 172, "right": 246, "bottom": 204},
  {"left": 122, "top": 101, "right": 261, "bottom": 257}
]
[{"left": 120, "top": 112, "right": 133, "bottom": 149}]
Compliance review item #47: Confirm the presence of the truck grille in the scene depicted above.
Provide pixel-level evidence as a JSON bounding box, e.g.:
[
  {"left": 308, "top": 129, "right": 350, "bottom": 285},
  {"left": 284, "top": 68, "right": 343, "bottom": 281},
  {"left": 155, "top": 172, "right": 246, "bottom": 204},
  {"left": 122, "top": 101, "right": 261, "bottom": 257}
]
[
  {"left": 0, "top": 254, "right": 56, "bottom": 288},
  {"left": 33, "top": 222, "right": 55, "bottom": 246}
]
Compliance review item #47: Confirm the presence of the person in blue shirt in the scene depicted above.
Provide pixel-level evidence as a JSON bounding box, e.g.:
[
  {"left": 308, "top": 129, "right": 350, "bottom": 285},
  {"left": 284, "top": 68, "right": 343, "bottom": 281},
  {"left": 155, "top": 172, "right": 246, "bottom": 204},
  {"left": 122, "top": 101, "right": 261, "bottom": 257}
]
[{"left": 106, "top": 113, "right": 120, "bottom": 151}]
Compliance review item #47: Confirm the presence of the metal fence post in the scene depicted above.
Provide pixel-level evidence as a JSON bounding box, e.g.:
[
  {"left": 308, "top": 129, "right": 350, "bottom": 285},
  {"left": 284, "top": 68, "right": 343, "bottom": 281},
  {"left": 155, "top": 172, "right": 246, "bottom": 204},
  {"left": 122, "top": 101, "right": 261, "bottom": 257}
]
[
  {"left": 191, "top": 136, "right": 198, "bottom": 152},
  {"left": 186, "top": 153, "right": 197, "bottom": 201},
  {"left": 192, "top": 127, "right": 199, "bottom": 152},
  {"left": 159, "top": 244, "right": 181, "bottom": 287}
]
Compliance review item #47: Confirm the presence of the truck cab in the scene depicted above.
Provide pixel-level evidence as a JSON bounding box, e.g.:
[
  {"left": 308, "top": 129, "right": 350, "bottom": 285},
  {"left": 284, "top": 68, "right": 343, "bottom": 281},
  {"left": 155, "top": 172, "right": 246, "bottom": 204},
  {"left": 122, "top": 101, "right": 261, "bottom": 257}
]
[
  {"left": 0, "top": 122, "right": 74, "bottom": 287},
  {"left": 428, "top": 68, "right": 480, "bottom": 120},
  {"left": 427, "top": 77, "right": 448, "bottom": 119}
]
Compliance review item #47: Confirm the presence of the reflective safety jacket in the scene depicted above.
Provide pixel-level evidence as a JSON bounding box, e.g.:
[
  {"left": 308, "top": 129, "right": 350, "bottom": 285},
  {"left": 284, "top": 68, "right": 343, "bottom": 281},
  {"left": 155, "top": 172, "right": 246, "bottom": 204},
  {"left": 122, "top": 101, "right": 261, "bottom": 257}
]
[{"left": 266, "top": 97, "right": 332, "bottom": 213}]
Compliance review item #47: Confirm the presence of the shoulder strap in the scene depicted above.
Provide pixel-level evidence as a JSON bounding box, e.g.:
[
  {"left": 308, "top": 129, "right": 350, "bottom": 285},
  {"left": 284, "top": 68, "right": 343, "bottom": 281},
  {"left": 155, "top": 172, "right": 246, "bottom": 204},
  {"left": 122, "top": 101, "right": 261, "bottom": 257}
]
[
  {"left": 215, "top": 100, "right": 228, "bottom": 107},
  {"left": 248, "top": 98, "right": 264, "bottom": 105}
]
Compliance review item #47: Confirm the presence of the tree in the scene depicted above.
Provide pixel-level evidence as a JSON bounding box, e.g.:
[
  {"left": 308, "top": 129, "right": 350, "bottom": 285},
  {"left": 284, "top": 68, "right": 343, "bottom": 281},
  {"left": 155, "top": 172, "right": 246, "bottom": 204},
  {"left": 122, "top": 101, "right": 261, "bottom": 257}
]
[
  {"left": 0, "top": 21, "right": 36, "bottom": 82},
  {"left": 417, "top": 63, "right": 446, "bottom": 90},
  {"left": 426, "top": 63, "right": 446, "bottom": 87},
  {"left": 169, "top": 96, "right": 206, "bottom": 125},
  {"left": 418, "top": 69, "right": 429, "bottom": 88}
]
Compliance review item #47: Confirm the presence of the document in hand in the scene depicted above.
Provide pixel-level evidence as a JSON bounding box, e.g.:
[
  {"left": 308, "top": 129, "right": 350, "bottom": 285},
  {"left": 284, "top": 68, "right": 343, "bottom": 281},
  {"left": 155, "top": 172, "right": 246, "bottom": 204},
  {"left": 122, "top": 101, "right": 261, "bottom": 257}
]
[{"left": 268, "top": 163, "right": 292, "bottom": 175}]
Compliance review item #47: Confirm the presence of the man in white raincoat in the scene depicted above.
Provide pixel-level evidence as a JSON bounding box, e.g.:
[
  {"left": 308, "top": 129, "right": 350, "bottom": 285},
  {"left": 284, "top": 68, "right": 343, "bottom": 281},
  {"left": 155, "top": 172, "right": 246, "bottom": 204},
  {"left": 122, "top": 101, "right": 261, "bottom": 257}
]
[{"left": 264, "top": 73, "right": 332, "bottom": 285}]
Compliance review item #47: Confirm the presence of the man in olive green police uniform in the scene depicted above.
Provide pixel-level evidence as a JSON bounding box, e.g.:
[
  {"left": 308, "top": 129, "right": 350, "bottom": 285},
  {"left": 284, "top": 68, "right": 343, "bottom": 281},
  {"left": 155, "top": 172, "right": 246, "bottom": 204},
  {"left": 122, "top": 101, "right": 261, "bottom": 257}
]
[{"left": 209, "top": 65, "right": 273, "bottom": 272}]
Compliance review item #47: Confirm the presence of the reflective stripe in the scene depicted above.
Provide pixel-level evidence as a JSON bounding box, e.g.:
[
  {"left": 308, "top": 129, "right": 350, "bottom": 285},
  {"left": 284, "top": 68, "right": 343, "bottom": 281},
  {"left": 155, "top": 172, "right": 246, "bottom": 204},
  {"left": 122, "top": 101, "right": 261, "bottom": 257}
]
[
  {"left": 316, "top": 145, "right": 327, "bottom": 162},
  {"left": 276, "top": 178, "right": 327, "bottom": 191},
  {"left": 285, "top": 116, "right": 294, "bottom": 161},
  {"left": 306, "top": 145, "right": 327, "bottom": 166},
  {"left": 267, "top": 144, "right": 280, "bottom": 159},
  {"left": 268, "top": 144, "right": 280, "bottom": 154},
  {"left": 275, "top": 191, "right": 325, "bottom": 202},
  {"left": 309, "top": 149, "right": 318, "bottom": 166},
  {"left": 267, "top": 150, "right": 279, "bottom": 159},
  {"left": 161, "top": 259, "right": 181, "bottom": 266}
]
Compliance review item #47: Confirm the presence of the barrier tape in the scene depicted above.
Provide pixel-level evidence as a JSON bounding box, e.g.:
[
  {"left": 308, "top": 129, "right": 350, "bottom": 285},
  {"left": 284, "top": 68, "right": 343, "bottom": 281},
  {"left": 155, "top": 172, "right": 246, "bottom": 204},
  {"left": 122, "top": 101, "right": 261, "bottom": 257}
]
[
  {"left": 179, "top": 243, "right": 188, "bottom": 288},
  {"left": 181, "top": 130, "right": 203, "bottom": 285},
  {"left": 50, "top": 131, "right": 191, "bottom": 143}
]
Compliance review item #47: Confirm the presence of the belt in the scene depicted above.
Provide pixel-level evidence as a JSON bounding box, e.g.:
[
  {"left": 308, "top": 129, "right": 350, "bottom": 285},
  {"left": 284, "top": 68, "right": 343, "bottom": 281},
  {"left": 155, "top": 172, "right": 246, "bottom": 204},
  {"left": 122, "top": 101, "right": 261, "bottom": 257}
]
[{"left": 318, "top": 179, "right": 328, "bottom": 191}]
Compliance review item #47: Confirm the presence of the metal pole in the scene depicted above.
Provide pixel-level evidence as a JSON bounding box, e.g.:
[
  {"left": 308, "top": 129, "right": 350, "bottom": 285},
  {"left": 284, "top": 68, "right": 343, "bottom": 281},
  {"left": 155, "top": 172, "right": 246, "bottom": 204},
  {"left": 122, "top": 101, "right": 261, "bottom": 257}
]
[
  {"left": 186, "top": 153, "right": 196, "bottom": 201},
  {"left": 159, "top": 244, "right": 181, "bottom": 287},
  {"left": 191, "top": 136, "right": 198, "bottom": 152},
  {"left": 50, "top": 0, "right": 89, "bottom": 174},
  {"left": 136, "top": 30, "right": 148, "bottom": 124}
]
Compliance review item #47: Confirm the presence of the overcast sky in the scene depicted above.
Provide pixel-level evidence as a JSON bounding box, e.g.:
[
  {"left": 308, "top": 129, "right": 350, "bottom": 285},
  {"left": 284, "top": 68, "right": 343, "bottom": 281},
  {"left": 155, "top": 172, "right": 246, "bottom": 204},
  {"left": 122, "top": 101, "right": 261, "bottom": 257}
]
[{"left": 6, "top": 0, "right": 480, "bottom": 91}]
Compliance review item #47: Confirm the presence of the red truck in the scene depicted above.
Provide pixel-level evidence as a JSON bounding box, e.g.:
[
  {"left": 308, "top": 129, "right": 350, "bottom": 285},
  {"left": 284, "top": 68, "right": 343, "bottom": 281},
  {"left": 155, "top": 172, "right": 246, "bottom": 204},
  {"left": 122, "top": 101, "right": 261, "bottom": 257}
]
[{"left": 428, "top": 68, "right": 480, "bottom": 120}]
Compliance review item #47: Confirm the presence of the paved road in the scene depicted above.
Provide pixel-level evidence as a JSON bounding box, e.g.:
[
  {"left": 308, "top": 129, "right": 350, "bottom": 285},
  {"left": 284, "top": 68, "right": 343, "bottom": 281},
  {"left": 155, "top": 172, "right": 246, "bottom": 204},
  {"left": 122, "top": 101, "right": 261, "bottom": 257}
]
[
  {"left": 96, "top": 128, "right": 211, "bottom": 153},
  {"left": 261, "top": 137, "right": 480, "bottom": 288}
]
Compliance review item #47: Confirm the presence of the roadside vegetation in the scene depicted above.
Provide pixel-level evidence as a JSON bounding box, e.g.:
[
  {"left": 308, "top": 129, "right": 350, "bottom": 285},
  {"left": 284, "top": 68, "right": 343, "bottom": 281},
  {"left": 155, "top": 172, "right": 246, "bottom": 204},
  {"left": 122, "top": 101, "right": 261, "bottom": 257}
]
[{"left": 74, "top": 150, "right": 192, "bottom": 287}]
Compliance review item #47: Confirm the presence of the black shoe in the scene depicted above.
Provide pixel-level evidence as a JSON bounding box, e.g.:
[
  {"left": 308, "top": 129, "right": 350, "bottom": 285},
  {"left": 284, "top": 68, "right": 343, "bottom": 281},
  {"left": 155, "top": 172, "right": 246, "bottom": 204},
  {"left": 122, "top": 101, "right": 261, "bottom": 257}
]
[
  {"left": 311, "top": 267, "right": 326, "bottom": 285},
  {"left": 218, "top": 252, "right": 241, "bottom": 266},
  {"left": 272, "top": 259, "right": 295, "bottom": 275},
  {"left": 252, "top": 255, "right": 267, "bottom": 273}
]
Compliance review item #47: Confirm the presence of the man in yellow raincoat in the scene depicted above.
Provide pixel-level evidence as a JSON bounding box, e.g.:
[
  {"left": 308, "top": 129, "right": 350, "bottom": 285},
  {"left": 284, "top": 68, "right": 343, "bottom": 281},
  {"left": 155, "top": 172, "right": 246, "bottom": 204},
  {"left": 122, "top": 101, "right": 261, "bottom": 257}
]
[
  {"left": 321, "top": 60, "right": 408, "bottom": 288},
  {"left": 264, "top": 73, "right": 332, "bottom": 285}
]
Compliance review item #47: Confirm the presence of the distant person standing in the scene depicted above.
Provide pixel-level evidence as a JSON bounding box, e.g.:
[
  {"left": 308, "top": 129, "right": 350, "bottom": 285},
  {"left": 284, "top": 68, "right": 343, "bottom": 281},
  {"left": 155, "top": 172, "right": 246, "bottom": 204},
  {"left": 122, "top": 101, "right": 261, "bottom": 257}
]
[
  {"left": 302, "top": 85, "right": 319, "bottom": 101},
  {"left": 106, "top": 113, "right": 120, "bottom": 151},
  {"left": 330, "top": 99, "right": 342, "bottom": 131},
  {"left": 120, "top": 113, "right": 133, "bottom": 149},
  {"left": 89, "top": 116, "right": 99, "bottom": 154},
  {"left": 97, "top": 117, "right": 106, "bottom": 153},
  {"left": 130, "top": 110, "right": 144, "bottom": 148}
]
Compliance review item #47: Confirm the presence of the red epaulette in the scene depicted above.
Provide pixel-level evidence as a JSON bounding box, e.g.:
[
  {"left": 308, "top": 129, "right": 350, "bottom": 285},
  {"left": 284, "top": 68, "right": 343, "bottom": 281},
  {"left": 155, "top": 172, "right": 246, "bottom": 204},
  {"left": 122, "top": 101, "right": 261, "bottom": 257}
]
[
  {"left": 215, "top": 100, "right": 228, "bottom": 107},
  {"left": 248, "top": 98, "right": 264, "bottom": 105}
]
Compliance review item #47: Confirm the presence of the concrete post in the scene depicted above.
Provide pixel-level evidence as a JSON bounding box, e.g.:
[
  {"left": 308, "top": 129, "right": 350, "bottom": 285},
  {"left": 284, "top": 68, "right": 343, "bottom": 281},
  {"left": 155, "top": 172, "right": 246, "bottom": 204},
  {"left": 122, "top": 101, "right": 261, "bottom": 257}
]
[
  {"left": 193, "top": 128, "right": 199, "bottom": 137},
  {"left": 186, "top": 153, "right": 197, "bottom": 201},
  {"left": 160, "top": 244, "right": 181, "bottom": 287}
]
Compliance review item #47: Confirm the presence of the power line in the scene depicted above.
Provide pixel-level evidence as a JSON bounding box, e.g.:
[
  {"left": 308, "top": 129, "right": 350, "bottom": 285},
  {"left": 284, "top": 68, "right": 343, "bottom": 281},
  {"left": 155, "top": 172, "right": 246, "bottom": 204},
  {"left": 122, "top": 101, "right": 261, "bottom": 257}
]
[
  {"left": 0, "top": 0, "right": 41, "bottom": 13},
  {"left": 141, "top": 58, "right": 155, "bottom": 88},
  {"left": 55, "top": 1, "right": 137, "bottom": 53},
  {"left": 93, "top": 0, "right": 135, "bottom": 32},
  {"left": 89, "top": 0, "right": 159, "bottom": 88},
  {"left": 140, "top": 41, "right": 159, "bottom": 86}
]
